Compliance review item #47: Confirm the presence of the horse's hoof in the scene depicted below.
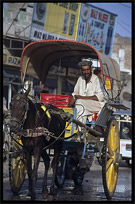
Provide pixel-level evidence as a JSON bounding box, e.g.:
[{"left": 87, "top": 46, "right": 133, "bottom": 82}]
[
  {"left": 47, "top": 195, "right": 54, "bottom": 201},
  {"left": 42, "top": 191, "right": 48, "bottom": 199},
  {"left": 26, "top": 191, "right": 31, "bottom": 197},
  {"left": 31, "top": 193, "right": 36, "bottom": 200},
  {"left": 31, "top": 196, "right": 36, "bottom": 200},
  {"left": 50, "top": 187, "right": 58, "bottom": 196}
]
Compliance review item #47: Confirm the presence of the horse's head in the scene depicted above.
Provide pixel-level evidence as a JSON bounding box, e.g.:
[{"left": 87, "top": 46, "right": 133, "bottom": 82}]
[{"left": 9, "top": 84, "right": 31, "bottom": 133}]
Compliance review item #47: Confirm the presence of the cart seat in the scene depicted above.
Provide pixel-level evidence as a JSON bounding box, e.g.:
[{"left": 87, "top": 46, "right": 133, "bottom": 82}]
[{"left": 62, "top": 107, "right": 99, "bottom": 140}]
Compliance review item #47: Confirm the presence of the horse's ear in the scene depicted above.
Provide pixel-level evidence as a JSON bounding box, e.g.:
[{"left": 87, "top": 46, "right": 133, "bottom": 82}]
[{"left": 25, "top": 83, "right": 31, "bottom": 96}]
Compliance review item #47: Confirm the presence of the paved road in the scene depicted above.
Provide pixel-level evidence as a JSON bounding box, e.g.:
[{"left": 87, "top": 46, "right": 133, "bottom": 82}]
[{"left": 2, "top": 157, "right": 132, "bottom": 202}]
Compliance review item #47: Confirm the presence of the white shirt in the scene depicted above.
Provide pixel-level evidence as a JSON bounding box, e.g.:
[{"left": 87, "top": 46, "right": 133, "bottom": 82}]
[{"left": 72, "top": 74, "right": 107, "bottom": 102}]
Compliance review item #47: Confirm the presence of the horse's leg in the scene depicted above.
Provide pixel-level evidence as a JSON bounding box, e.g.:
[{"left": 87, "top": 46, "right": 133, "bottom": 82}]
[
  {"left": 31, "top": 147, "right": 41, "bottom": 200},
  {"left": 50, "top": 145, "right": 61, "bottom": 195},
  {"left": 41, "top": 149, "right": 50, "bottom": 199},
  {"left": 25, "top": 151, "right": 32, "bottom": 197}
]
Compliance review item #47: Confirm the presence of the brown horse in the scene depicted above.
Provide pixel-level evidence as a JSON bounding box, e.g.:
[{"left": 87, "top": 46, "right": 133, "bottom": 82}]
[{"left": 9, "top": 85, "right": 66, "bottom": 200}]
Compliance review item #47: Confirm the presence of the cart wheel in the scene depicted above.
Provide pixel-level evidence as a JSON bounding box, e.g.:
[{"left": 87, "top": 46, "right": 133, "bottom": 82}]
[
  {"left": 102, "top": 118, "right": 120, "bottom": 200},
  {"left": 9, "top": 134, "right": 27, "bottom": 194},
  {"left": 55, "top": 154, "right": 66, "bottom": 188}
]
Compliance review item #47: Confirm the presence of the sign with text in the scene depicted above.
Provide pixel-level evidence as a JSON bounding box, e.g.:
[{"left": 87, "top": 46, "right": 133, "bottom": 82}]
[
  {"left": 6, "top": 55, "right": 21, "bottom": 67},
  {"left": 68, "top": 68, "right": 80, "bottom": 78},
  {"left": 49, "top": 66, "right": 66, "bottom": 76},
  {"left": 76, "top": 3, "right": 117, "bottom": 57},
  {"left": 30, "top": 3, "right": 81, "bottom": 41}
]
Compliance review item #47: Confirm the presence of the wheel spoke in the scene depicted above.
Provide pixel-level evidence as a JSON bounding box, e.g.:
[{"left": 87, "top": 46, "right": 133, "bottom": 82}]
[
  {"left": 106, "top": 158, "right": 113, "bottom": 172},
  {"left": 14, "top": 161, "right": 21, "bottom": 187},
  {"left": 106, "top": 162, "right": 118, "bottom": 192},
  {"left": 113, "top": 146, "right": 119, "bottom": 153},
  {"left": 108, "top": 125, "right": 119, "bottom": 155},
  {"left": 106, "top": 152, "right": 113, "bottom": 159},
  {"left": 19, "top": 160, "right": 26, "bottom": 179},
  {"left": 108, "top": 126, "right": 116, "bottom": 153}
]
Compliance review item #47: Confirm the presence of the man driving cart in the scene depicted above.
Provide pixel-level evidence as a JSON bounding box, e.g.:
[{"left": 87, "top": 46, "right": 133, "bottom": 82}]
[{"left": 69, "top": 58, "right": 108, "bottom": 126}]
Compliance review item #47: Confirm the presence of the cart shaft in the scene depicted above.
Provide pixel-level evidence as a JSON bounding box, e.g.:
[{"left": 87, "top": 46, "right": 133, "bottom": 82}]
[{"left": 72, "top": 119, "right": 102, "bottom": 137}]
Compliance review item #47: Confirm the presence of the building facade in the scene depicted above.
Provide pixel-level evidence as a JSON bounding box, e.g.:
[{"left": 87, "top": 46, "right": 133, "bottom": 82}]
[
  {"left": 112, "top": 34, "right": 132, "bottom": 108},
  {"left": 3, "top": 3, "right": 32, "bottom": 108}
]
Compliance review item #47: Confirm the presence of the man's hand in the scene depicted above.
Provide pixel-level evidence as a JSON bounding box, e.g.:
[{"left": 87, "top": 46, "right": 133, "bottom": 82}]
[
  {"left": 68, "top": 96, "right": 76, "bottom": 107},
  {"left": 74, "top": 95, "right": 82, "bottom": 99},
  {"left": 69, "top": 95, "right": 99, "bottom": 107},
  {"left": 75, "top": 95, "right": 99, "bottom": 101}
]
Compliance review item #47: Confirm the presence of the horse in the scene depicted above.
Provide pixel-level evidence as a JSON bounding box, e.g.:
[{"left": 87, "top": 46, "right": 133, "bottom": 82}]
[{"left": 9, "top": 84, "right": 67, "bottom": 200}]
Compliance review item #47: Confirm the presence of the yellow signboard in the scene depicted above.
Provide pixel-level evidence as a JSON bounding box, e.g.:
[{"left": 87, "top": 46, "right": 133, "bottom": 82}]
[
  {"left": 45, "top": 3, "right": 81, "bottom": 39},
  {"left": 30, "top": 3, "right": 81, "bottom": 41}
]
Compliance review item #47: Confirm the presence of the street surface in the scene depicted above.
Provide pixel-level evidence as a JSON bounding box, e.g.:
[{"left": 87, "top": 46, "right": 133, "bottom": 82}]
[{"left": 3, "top": 156, "right": 132, "bottom": 202}]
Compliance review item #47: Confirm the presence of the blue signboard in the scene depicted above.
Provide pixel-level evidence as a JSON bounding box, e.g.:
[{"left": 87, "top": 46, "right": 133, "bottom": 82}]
[{"left": 76, "top": 3, "right": 117, "bottom": 57}]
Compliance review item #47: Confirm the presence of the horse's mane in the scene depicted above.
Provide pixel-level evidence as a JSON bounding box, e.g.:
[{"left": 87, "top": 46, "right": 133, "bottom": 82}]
[{"left": 23, "top": 97, "right": 48, "bottom": 130}]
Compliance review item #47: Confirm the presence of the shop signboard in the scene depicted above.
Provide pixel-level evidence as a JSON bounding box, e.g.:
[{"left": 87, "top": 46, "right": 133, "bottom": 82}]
[
  {"left": 76, "top": 3, "right": 117, "bottom": 57},
  {"left": 30, "top": 3, "right": 81, "bottom": 41},
  {"left": 68, "top": 68, "right": 80, "bottom": 78},
  {"left": 6, "top": 55, "right": 21, "bottom": 67},
  {"left": 49, "top": 65, "right": 66, "bottom": 76}
]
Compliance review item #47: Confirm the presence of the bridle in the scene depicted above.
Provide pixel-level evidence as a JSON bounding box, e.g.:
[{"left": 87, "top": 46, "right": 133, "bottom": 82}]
[{"left": 10, "top": 94, "right": 29, "bottom": 131}]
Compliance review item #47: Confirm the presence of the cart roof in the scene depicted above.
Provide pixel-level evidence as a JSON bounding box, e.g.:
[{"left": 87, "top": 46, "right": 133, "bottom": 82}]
[{"left": 21, "top": 40, "right": 120, "bottom": 84}]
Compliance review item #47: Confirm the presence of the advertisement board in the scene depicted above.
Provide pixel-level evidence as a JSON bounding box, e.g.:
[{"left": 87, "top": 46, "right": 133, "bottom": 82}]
[
  {"left": 76, "top": 3, "right": 117, "bottom": 56},
  {"left": 49, "top": 65, "right": 66, "bottom": 76},
  {"left": 30, "top": 3, "right": 81, "bottom": 41},
  {"left": 68, "top": 68, "right": 80, "bottom": 78},
  {"left": 6, "top": 55, "right": 21, "bottom": 67}
]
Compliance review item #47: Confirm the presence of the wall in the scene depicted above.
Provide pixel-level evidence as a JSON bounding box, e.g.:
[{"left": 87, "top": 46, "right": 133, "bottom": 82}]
[
  {"left": 112, "top": 34, "right": 132, "bottom": 109},
  {"left": 113, "top": 34, "right": 131, "bottom": 70}
]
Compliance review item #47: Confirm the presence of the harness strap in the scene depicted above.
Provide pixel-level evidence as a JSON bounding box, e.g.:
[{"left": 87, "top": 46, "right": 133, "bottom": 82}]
[
  {"left": 21, "top": 127, "right": 52, "bottom": 141},
  {"left": 42, "top": 118, "right": 72, "bottom": 150},
  {"left": 41, "top": 105, "right": 51, "bottom": 119}
]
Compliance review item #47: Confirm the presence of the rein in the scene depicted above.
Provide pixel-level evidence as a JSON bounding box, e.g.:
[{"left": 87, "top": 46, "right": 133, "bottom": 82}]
[{"left": 42, "top": 118, "right": 72, "bottom": 150}]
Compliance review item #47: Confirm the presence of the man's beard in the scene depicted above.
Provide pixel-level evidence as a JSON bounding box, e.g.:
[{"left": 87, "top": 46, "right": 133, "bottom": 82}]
[{"left": 84, "top": 73, "right": 92, "bottom": 81}]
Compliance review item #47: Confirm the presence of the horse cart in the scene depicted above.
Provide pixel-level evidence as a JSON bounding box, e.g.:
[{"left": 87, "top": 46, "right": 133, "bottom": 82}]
[{"left": 5, "top": 40, "right": 128, "bottom": 200}]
